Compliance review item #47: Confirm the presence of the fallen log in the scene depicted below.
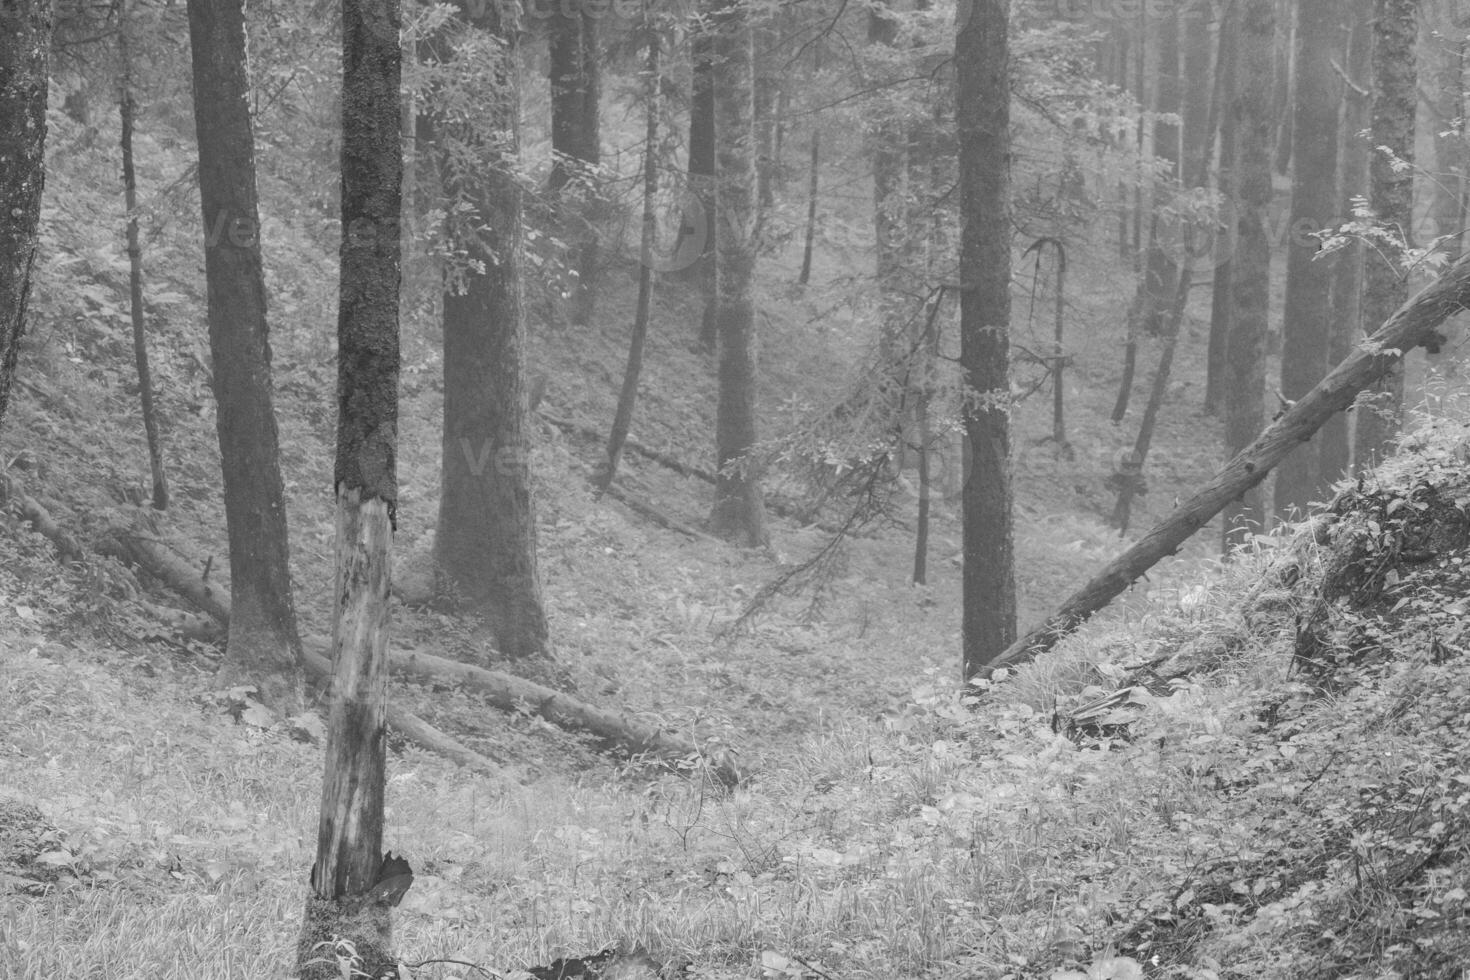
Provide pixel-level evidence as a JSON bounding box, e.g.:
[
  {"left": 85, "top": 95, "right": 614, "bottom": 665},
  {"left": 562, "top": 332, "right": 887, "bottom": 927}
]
[
  {"left": 540, "top": 411, "right": 717, "bottom": 484},
  {"left": 381, "top": 644, "right": 743, "bottom": 786},
  {"left": 10, "top": 490, "right": 86, "bottom": 562},
  {"left": 985, "top": 250, "right": 1470, "bottom": 677},
  {"left": 601, "top": 481, "right": 720, "bottom": 543}
]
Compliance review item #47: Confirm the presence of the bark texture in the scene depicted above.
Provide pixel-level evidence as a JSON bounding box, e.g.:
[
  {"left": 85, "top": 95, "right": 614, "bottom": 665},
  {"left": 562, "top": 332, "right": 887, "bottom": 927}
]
[
  {"left": 1222, "top": 0, "right": 1275, "bottom": 551},
  {"left": 958, "top": 0, "right": 1017, "bottom": 678},
  {"left": 706, "top": 0, "right": 768, "bottom": 547},
  {"left": 0, "top": 0, "right": 50, "bottom": 434},
  {"left": 187, "top": 0, "right": 304, "bottom": 712},
  {"left": 1274, "top": 0, "right": 1341, "bottom": 518},
  {"left": 432, "top": 2, "right": 551, "bottom": 660},
  {"left": 1355, "top": 0, "right": 1418, "bottom": 469},
  {"left": 301, "top": 0, "right": 404, "bottom": 974}
]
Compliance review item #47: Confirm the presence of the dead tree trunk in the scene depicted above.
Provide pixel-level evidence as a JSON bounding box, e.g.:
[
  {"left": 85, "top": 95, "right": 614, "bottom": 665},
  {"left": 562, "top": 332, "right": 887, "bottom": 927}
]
[
  {"left": 985, "top": 249, "right": 1470, "bottom": 677},
  {"left": 299, "top": 0, "right": 407, "bottom": 974}
]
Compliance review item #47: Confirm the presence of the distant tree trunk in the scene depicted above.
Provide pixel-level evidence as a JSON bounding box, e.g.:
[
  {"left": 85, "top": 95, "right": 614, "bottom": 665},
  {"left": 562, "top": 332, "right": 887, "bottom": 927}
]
[
  {"left": 1273, "top": 0, "right": 1341, "bottom": 519},
  {"left": 1272, "top": 0, "right": 1295, "bottom": 175},
  {"left": 1355, "top": 0, "right": 1417, "bottom": 470},
  {"left": 1424, "top": 0, "right": 1467, "bottom": 264},
  {"left": 0, "top": 0, "right": 52, "bottom": 435},
  {"left": 754, "top": 17, "right": 780, "bottom": 213},
  {"left": 689, "top": 21, "right": 718, "bottom": 348},
  {"left": 598, "top": 24, "right": 660, "bottom": 494},
  {"left": 297, "top": 0, "right": 406, "bottom": 976},
  {"left": 547, "top": 4, "right": 601, "bottom": 325},
  {"left": 1324, "top": 0, "right": 1372, "bottom": 482},
  {"left": 119, "top": 1, "right": 168, "bottom": 511},
  {"left": 798, "top": 128, "right": 820, "bottom": 285},
  {"left": 958, "top": 0, "right": 1016, "bottom": 680},
  {"left": 1206, "top": 0, "right": 1239, "bottom": 416},
  {"left": 707, "top": 0, "right": 768, "bottom": 547},
  {"left": 187, "top": 0, "right": 304, "bottom": 712},
  {"left": 1222, "top": 0, "right": 1276, "bottom": 552},
  {"left": 432, "top": 2, "right": 551, "bottom": 660},
  {"left": 870, "top": 4, "right": 905, "bottom": 362},
  {"left": 1114, "top": 0, "right": 1150, "bottom": 422},
  {"left": 1142, "top": 2, "right": 1181, "bottom": 332}
]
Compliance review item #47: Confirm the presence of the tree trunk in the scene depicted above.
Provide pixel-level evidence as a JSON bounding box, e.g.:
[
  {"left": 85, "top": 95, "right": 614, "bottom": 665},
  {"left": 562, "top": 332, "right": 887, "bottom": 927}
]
[
  {"left": 958, "top": 0, "right": 1016, "bottom": 679},
  {"left": 598, "top": 25, "right": 660, "bottom": 493},
  {"left": 298, "top": 0, "right": 406, "bottom": 974},
  {"left": 870, "top": 4, "right": 906, "bottom": 363},
  {"left": 1271, "top": 0, "right": 1295, "bottom": 175},
  {"left": 986, "top": 249, "right": 1470, "bottom": 678},
  {"left": 547, "top": 3, "right": 601, "bottom": 326},
  {"left": 0, "top": 0, "right": 51, "bottom": 434},
  {"left": 689, "top": 21, "right": 718, "bottom": 347},
  {"left": 1424, "top": 0, "right": 1467, "bottom": 264},
  {"left": 431, "top": 3, "right": 550, "bottom": 661},
  {"left": 1222, "top": 0, "right": 1276, "bottom": 552},
  {"left": 1142, "top": 2, "right": 1181, "bottom": 333},
  {"left": 186, "top": 0, "right": 304, "bottom": 713},
  {"left": 754, "top": 17, "right": 780, "bottom": 213},
  {"left": 1324, "top": 0, "right": 1373, "bottom": 482},
  {"left": 1205, "top": 0, "right": 1239, "bottom": 416},
  {"left": 797, "top": 43, "right": 822, "bottom": 286},
  {"left": 706, "top": 0, "right": 768, "bottom": 548},
  {"left": 119, "top": 0, "right": 169, "bottom": 512},
  {"left": 1355, "top": 0, "right": 1418, "bottom": 470},
  {"left": 1273, "top": 0, "right": 1342, "bottom": 519}
]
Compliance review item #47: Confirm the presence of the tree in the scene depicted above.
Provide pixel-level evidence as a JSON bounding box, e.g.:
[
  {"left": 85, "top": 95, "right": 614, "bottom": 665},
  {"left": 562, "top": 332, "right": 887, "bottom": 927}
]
[
  {"left": 598, "top": 14, "right": 661, "bottom": 493},
  {"left": 1222, "top": 0, "right": 1275, "bottom": 552},
  {"left": 298, "top": 0, "right": 408, "bottom": 974},
  {"left": 0, "top": 0, "right": 51, "bottom": 435},
  {"left": 429, "top": 2, "right": 551, "bottom": 660},
  {"left": 706, "top": 0, "right": 768, "bottom": 547},
  {"left": 688, "top": 16, "right": 718, "bottom": 348},
  {"left": 187, "top": 0, "right": 305, "bottom": 712},
  {"left": 547, "top": 1, "right": 602, "bottom": 325},
  {"left": 1273, "top": 0, "right": 1341, "bottom": 518},
  {"left": 1423, "top": 0, "right": 1466, "bottom": 265},
  {"left": 1355, "top": 0, "right": 1418, "bottom": 469},
  {"left": 119, "top": 0, "right": 168, "bottom": 511},
  {"left": 1205, "top": 0, "right": 1239, "bottom": 416},
  {"left": 958, "top": 0, "right": 1016, "bottom": 679},
  {"left": 1324, "top": 0, "right": 1373, "bottom": 481}
]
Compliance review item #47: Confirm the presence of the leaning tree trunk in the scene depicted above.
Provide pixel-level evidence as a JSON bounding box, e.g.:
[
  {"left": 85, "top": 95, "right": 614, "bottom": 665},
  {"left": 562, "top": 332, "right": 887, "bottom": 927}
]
[
  {"left": 598, "top": 23, "right": 660, "bottom": 493},
  {"left": 1221, "top": 0, "right": 1276, "bottom": 552},
  {"left": 119, "top": 0, "right": 169, "bottom": 511},
  {"left": 0, "top": 0, "right": 51, "bottom": 435},
  {"left": 706, "top": 0, "right": 768, "bottom": 548},
  {"left": 1355, "top": 0, "right": 1418, "bottom": 470},
  {"left": 432, "top": 2, "right": 551, "bottom": 660},
  {"left": 298, "top": 0, "right": 407, "bottom": 976},
  {"left": 186, "top": 0, "right": 304, "bottom": 713},
  {"left": 958, "top": 0, "right": 1016, "bottom": 679},
  {"left": 985, "top": 249, "right": 1470, "bottom": 679},
  {"left": 1274, "top": 0, "right": 1342, "bottom": 519}
]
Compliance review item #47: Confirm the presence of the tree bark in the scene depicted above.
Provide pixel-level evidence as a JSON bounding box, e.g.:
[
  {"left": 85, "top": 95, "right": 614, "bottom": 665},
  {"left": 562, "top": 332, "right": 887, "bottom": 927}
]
[
  {"left": 547, "top": 2, "right": 602, "bottom": 326},
  {"left": 431, "top": 3, "right": 551, "bottom": 660},
  {"left": 300, "top": 0, "right": 405, "bottom": 973},
  {"left": 1355, "top": 0, "right": 1418, "bottom": 469},
  {"left": 688, "top": 20, "right": 718, "bottom": 347},
  {"left": 186, "top": 0, "right": 304, "bottom": 713},
  {"left": 1222, "top": 0, "right": 1276, "bottom": 552},
  {"left": 958, "top": 0, "right": 1016, "bottom": 679},
  {"left": 1323, "top": 0, "right": 1373, "bottom": 481},
  {"left": 119, "top": 0, "right": 169, "bottom": 512},
  {"left": 1424, "top": 0, "right": 1467, "bottom": 264},
  {"left": 1274, "top": 0, "right": 1342, "bottom": 519},
  {"left": 0, "top": 0, "right": 51, "bottom": 434},
  {"left": 706, "top": 0, "right": 768, "bottom": 548},
  {"left": 1205, "top": 0, "right": 1238, "bottom": 416},
  {"left": 987, "top": 249, "right": 1470, "bottom": 678},
  {"left": 598, "top": 23, "right": 660, "bottom": 493}
]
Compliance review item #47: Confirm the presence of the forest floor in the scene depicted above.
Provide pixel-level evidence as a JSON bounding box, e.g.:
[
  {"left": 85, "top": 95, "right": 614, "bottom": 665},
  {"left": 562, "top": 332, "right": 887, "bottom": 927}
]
[{"left": 5, "top": 105, "right": 1470, "bottom": 978}]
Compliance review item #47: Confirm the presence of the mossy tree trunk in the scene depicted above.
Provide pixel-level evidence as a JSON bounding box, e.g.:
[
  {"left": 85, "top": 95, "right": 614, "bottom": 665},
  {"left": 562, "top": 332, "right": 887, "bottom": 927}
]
[
  {"left": 0, "top": 0, "right": 51, "bottom": 434},
  {"left": 186, "top": 0, "right": 304, "bottom": 713},
  {"left": 958, "top": 0, "right": 1016, "bottom": 679},
  {"left": 299, "top": 0, "right": 407, "bottom": 975}
]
